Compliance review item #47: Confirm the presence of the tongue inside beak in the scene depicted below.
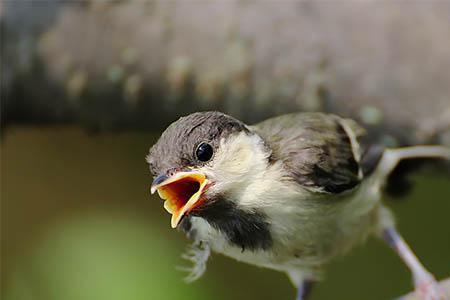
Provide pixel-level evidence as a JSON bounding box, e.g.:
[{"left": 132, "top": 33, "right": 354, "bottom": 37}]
[{"left": 151, "top": 172, "right": 208, "bottom": 228}]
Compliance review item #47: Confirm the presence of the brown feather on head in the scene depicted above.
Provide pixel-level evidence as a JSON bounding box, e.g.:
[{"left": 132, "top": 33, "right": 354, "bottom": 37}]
[
  {"left": 147, "top": 111, "right": 249, "bottom": 228},
  {"left": 147, "top": 111, "right": 248, "bottom": 177}
]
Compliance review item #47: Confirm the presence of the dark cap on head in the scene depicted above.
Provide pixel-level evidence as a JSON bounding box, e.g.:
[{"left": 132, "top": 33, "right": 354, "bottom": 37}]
[{"left": 147, "top": 111, "right": 248, "bottom": 176}]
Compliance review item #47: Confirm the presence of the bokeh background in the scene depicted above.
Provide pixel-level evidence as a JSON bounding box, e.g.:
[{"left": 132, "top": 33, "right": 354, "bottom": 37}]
[{"left": 1, "top": 1, "right": 450, "bottom": 300}]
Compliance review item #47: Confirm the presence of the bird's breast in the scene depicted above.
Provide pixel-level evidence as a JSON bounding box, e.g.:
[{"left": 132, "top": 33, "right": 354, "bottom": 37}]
[
  {"left": 187, "top": 196, "right": 274, "bottom": 252},
  {"left": 182, "top": 215, "right": 287, "bottom": 271}
]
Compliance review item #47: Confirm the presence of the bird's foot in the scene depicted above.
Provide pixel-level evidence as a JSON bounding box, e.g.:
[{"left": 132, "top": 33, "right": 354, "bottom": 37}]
[{"left": 414, "top": 274, "right": 448, "bottom": 300}]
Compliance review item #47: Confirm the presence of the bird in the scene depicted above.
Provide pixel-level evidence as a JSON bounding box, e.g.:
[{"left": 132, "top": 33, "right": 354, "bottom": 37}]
[{"left": 146, "top": 111, "right": 449, "bottom": 300}]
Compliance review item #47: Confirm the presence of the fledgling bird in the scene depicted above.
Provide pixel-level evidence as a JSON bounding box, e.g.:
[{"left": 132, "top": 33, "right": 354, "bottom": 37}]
[{"left": 146, "top": 111, "right": 449, "bottom": 300}]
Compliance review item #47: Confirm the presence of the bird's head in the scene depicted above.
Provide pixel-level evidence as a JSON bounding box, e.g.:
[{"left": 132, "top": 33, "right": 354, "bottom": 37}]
[{"left": 146, "top": 111, "right": 270, "bottom": 229}]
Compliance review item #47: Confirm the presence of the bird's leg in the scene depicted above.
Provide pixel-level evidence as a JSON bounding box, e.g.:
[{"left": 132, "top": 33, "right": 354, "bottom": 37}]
[
  {"left": 375, "top": 146, "right": 450, "bottom": 183},
  {"left": 382, "top": 228, "right": 447, "bottom": 300},
  {"left": 295, "top": 279, "right": 315, "bottom": 300},
  {"left": 288, "top": 270, "right": 315, "bottom": 300}
]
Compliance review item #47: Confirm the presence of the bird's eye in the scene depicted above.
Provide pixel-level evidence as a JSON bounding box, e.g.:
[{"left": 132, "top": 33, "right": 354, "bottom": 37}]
[{"left": 196, "top": 142, "right": 213, "bottom": 162}]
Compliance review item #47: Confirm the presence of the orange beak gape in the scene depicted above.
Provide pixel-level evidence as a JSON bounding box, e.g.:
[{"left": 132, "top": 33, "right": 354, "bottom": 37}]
[{"left": 151, "top": 172, "right": 208, "bottom": 228}]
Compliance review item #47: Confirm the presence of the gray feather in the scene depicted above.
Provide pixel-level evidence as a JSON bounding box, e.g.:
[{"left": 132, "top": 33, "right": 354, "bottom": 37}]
[
  {"left": 251, "top": 113, "right": 364, "bottom": 193},
  {"left": 147, "top": 111, "right": 248, "bottom": 176}
]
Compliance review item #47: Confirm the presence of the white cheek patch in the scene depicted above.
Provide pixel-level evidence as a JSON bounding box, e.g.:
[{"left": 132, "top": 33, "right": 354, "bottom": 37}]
[
  {"left": 217, "top": 137, "right": 252, "bottom": 173},
  {"left": 199, "top": 132, "right": 273, "bottom": 199},
  {"left": 200, "top": 132, "right": 299, "bottom": 210}
]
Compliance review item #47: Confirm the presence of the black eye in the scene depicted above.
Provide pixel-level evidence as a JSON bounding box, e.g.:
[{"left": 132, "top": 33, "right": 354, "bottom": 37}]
[{"left": 196, "top": 142, "right": 213, "bottom": 162}]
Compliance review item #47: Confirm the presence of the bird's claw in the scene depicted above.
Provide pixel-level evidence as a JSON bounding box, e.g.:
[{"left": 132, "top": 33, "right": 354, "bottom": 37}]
[{"left": 414, "top": 275, "right": 448, "bottom": 300}]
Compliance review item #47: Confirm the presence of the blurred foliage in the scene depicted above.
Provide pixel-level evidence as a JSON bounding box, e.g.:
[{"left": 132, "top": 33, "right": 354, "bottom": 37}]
[
  {"left": 1, "top": 127, "right": 449, "bottom": 300},
  {"left": 4, "top": 214, "right": 217, "bottom": 300}
]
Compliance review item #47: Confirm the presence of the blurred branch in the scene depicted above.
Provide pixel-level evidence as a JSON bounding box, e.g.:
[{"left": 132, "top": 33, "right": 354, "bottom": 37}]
[
  {"left": 399, "top": 278, "right": 450, "bottom": 300},
  {"left": 2, "top": 1, "right": 450, "bottom": 146}
]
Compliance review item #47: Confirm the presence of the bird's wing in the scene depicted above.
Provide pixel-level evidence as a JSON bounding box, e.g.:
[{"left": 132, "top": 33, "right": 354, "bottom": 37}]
[{"left": 251, "top": 113, "right": 367, "bottom": 194}]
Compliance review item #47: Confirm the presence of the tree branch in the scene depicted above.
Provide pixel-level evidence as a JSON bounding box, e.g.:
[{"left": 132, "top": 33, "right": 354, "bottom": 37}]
[{"left": 2, "top": 1, "right": 450, "bottom": 146}]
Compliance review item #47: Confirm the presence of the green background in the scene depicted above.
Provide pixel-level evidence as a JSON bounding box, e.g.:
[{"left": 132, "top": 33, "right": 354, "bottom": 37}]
[{"left": 2, "top": 127, "right": 449, "bottom": 300}]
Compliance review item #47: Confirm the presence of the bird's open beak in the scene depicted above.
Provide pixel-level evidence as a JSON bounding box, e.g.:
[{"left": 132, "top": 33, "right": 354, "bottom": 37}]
[{"left": 151, "top": 171, "right": 208, "bottom": 228}]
